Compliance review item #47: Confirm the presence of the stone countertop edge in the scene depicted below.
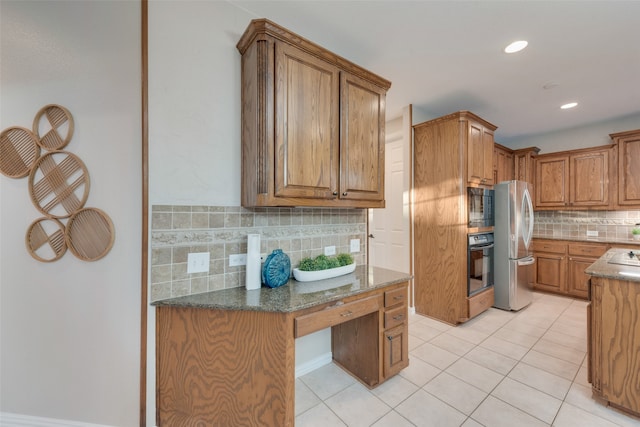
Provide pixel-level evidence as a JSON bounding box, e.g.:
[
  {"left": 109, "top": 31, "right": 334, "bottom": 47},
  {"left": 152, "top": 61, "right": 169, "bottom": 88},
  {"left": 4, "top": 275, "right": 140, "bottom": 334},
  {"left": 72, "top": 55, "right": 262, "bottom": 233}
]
[
  {"left": 585, "top": 248, "right": 640, "bottom": 282},
  {"left": 532, "top": 235, "right": 640, "bottom": 246},
  {"left": 151, "top": 265, "right": 413, "bottom": 313}
]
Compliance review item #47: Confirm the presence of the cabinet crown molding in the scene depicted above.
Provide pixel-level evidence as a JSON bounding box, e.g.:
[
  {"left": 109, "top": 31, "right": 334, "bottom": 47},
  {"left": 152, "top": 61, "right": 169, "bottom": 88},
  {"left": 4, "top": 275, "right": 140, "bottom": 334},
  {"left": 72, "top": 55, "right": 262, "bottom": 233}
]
[{"left": 236, "top": 18, "right": 391, "bottom": 90}]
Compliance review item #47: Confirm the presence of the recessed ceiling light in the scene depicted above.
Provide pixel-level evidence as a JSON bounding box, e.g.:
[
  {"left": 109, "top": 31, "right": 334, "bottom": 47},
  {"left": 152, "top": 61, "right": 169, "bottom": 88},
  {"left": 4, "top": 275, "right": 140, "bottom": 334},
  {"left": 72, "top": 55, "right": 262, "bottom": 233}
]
[
  {"left": 504, "top": 40, "right": 528, "bottom": 54},
  {"left": 561, "top": 102, "right": 578, "bottom": 109}
]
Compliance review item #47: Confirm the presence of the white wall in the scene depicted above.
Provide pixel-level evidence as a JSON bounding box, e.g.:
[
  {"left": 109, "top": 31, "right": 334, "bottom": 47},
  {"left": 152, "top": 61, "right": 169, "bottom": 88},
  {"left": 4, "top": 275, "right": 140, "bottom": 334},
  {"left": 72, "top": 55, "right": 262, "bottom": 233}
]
[
  {"left": 503, "top": 112, "right": 640, "bottom": 153},
  {"left": 0, "top": 1, "right": 141, "bottom": 426}
]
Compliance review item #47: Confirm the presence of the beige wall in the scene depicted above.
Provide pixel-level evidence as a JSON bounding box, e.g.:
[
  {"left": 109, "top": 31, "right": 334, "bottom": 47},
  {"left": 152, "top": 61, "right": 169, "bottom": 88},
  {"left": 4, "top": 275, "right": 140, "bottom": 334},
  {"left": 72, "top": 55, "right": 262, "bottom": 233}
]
[{"left": 1, "top": 1, "right": 141, "bottom": 425}]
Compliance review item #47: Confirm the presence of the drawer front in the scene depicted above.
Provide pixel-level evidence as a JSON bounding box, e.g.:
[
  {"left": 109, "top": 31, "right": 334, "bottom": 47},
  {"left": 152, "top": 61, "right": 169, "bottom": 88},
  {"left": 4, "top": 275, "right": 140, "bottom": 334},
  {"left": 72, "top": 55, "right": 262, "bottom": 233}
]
[
  {"left": 384, "top": 286, "right": 408, "bottom": 308},
  {"left": 295, "top": 295, "right": 380, "bottom": 338},
  {"left": 532, "top": 240, "right": 567, "bottom": 254},
  {"left": 569, "top": 243, "right": 607, "bottom": 257},
  {"left": 384, "top": 306, "right": 407, "bottom": 329},
  {"left": 468, "top": 287, "right": 494, "bottom": 319}
]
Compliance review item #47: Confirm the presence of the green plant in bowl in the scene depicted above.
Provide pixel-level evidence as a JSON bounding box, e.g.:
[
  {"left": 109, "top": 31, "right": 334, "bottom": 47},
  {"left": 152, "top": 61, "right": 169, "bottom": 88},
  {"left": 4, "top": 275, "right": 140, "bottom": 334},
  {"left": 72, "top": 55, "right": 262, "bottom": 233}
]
[{"left": 297, "top": 253, "right": 354, "bottom": 271}]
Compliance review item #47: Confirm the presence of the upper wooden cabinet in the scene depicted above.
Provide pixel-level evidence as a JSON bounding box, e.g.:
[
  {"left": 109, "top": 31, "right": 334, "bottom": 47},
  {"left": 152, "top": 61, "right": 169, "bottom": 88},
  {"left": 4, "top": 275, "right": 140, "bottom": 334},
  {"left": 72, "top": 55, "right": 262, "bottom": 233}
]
[
  {"left": 493, "top": 143, "right": 514, "bottom": 184},
  {"left": 534, "top": 145, "right": 614, "bottom": 210},
  {"left": 467, "top": 119, "right": 496, "bottom": 186},
  {"left": 610, "top": 129, "right": 640, "bottom": 208},
  {"left": 237, "top": 19, "right": 391, "bottom": 208}
]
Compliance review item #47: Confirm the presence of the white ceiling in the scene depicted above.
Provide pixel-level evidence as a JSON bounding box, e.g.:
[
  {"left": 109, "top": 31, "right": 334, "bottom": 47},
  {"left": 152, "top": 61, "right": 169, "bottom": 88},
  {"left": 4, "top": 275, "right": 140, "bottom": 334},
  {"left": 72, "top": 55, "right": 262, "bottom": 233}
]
[{"left": 230, "top": 0, "right": 640, "bottom": 144}]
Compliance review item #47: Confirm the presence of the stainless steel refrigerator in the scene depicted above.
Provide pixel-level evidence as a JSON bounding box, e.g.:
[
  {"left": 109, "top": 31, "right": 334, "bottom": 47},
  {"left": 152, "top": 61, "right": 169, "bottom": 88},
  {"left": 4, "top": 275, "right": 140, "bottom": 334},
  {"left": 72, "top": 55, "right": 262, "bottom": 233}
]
[{"left": 494, "top": 180, "right": 535, "bottom": 311}]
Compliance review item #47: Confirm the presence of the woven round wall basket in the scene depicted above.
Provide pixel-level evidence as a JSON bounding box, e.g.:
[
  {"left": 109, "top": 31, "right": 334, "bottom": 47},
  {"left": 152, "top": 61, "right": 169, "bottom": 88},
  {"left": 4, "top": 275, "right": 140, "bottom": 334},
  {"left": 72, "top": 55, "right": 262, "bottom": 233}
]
[{"left": 28, "top": 150, "right": 90, "bottom": 219}]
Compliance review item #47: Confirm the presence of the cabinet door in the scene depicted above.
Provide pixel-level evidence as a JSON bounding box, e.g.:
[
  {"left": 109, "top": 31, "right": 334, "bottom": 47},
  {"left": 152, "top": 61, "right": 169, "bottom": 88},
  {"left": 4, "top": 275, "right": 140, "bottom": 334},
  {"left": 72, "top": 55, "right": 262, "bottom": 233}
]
[
  {"left": 533, "top": 253, "right": 566, "bottom": 293},
  {"left": 383, "top": 324, "right": 408, "bottom": 379},
  {"left": 340, "top": 72, "right": 385, "bottom": 202},
  {"left": 567, "top": 256, "right": 593, "bottom": 299},
  {"left": 494, "top": 145, "right": 514, "bottom": 184},
  {"left": 467, "top": 122, "right": 494, "bottom": 185},
  {"left": 535, "top": 155, "right": 569, "bottom": 208},
  {"left": 274, "top": 43, "right": 340, "bottom": 200},
  {"left": 617, "top": 132, "right": 640, "bottom": 207},
  {"left": 570, "top": 149, "right": 611, "bottom": 207}
]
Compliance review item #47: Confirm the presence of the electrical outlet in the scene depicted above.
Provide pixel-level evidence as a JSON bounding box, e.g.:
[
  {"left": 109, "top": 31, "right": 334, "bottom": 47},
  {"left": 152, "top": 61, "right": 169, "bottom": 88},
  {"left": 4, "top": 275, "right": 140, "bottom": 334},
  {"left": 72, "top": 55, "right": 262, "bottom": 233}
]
[
  {"left": 324, "top": 245, "right": 336, "bottom": 256},
  {"left": 229, "top": 253, "right": 247, "bottom": 266},
  {"left": 350, "top": 239, "right": 360, "bottom": 253},
  {"left": 187, "top": 252, "right": 210, "bottom": 273},
  {"left": 586, "top": 230, "right": 599, "bottom": 237}
]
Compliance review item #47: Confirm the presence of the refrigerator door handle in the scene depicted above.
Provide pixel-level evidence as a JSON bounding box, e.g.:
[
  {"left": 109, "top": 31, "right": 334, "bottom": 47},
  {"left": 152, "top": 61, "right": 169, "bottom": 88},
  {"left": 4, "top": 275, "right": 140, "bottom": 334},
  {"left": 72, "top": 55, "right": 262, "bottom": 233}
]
[{"left": 517, "top": 256, "right": 535, "bottom": 266}]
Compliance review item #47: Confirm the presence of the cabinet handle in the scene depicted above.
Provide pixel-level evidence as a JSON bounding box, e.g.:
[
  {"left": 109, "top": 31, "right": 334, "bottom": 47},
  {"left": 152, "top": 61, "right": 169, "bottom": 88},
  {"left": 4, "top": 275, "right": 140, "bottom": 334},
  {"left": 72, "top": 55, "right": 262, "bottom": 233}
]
[
  {"left": 342, "top": 192, "right": 348, "bottom": 196},
  {"left": 393, "top": 315, "right": 404, "bottom": 321},
  {"left": 340, "top": 311, "right": 353, "bottom": 317},
  {"left": 394, "top": 296, "right": 403, "bottom": 301},
  {"left": 332, "top": 191, "right": 338, "bottom": 196}
]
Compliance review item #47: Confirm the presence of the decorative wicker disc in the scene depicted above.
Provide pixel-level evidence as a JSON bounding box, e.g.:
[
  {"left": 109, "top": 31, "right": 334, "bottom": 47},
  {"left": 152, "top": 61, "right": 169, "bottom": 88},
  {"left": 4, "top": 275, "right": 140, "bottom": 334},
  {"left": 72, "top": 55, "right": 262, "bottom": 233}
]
[
  {"left": 25, "top": 217, "right": 67, "bottom": 262},
  {"left": 0, "top": 126, "right": 41, "bottom": 178},
  {"left": 28, "top": 150, "right": 90, "bottom": 218},
  {"left": 32, "top": 104, "right": 74, "bottom": 151},
  {"left": 65, "top": 207, "right": 115, "bottom": 261}
]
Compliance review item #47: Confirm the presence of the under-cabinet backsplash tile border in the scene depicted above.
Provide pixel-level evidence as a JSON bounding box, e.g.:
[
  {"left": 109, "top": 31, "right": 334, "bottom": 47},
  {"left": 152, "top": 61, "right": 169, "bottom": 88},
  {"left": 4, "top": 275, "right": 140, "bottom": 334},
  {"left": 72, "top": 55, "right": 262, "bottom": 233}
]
[
  {"left": 533, "top": 209, "right": 640, "bottom": 241},
  {"left": 150, "top": 205, "right": 367, "bottom": 301}
]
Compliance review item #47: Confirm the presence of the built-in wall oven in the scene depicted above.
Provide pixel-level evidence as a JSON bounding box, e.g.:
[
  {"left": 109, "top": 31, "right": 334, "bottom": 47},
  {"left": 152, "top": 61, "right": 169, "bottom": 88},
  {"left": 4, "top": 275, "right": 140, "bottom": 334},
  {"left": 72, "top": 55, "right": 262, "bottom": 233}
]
[
  {"left": 468, "top": 187, "right": 494, "bottom": 228},
  {"left": 468, "top": 232, "right": 494, "bottom": 296}
]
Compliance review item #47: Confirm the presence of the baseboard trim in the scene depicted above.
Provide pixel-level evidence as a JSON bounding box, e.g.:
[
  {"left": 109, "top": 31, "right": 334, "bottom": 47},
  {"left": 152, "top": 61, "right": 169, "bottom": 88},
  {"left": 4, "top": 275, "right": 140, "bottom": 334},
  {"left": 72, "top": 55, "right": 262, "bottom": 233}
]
[
  {"left": 0, "top": 412, "right": 114, "bottom": 427},
  {"left": 295, "top": 352, "right": 332, "bottom": 378}
]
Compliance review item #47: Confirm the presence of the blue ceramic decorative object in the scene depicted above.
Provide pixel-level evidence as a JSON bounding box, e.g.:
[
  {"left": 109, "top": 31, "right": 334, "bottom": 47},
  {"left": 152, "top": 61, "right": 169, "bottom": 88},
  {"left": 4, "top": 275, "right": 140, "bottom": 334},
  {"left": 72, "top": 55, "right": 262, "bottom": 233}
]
[{"left": 262, "top": 249, "right": 291, "bottom": 288}]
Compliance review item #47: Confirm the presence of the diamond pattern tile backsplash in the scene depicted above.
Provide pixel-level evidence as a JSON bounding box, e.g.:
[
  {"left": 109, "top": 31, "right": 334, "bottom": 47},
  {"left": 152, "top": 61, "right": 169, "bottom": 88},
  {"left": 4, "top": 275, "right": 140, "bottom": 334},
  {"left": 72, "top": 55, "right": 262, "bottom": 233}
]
[
  {"left": 534, "top": 210, "right": 640, "bottom": 240},
  {"left": 150, "top": 205, "right": 367, "bottom": 301}
]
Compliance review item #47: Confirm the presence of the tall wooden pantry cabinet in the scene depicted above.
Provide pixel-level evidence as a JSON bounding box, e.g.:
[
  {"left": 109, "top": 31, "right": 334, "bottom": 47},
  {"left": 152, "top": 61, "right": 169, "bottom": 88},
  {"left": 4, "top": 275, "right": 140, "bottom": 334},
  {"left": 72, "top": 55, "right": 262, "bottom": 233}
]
[{"left": 413, "top": 111, "right": 497, "bottom": 324}]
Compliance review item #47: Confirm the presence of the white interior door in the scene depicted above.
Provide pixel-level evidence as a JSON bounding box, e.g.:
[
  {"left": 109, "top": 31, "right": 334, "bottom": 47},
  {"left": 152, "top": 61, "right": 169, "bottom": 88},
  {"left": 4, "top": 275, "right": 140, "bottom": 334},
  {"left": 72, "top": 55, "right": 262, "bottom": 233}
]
[{"left": 369, "top": 107, "right": 411, "bottom": 274}]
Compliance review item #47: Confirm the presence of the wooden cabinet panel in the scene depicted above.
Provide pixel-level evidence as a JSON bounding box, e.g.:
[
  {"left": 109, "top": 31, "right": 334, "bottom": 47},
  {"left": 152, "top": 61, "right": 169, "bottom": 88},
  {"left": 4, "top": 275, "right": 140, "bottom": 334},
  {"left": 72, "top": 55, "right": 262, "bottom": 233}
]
[
  {"left": 611, "top": 129, "right": 640, "bottom": 207},
  {"left": 384, "top": 286, "right": 407, "bottom": 307},
  {"left": 275, "top": 43, "right": 339, "bottom": 200},
  {"left": 534, "top": 146, "right": 614, "bottom": 210},
  {"left": 569, "top": 243, "right": 607, "bottom": 258},
  {"left": 237, "top": 19, "right": 390, "bottom": 208},
  {"left": 295, "top": 295, "right": 380, "bottom": 337},
  {"left": 513, "top": 147, "right": 540, "bottom": 185},
  {"left": 383, "top": 325, "right": 408, "bottom": 378},
  {"left": 532, "top": 240, "right": 567, "bottom": 254},
  {"left": 567, "top": 256, "right": 593, "bottom": 299},
  {"left": 332, "top": 312, "right": 380, "bottom": 387},
  {"left": 494, "top": 143, "right": 514, "bottom": 184},
  {"left": 570, "top": 149, "right": 610, "bottom": 207},
  {"left": 467, "top": 122, "right": 494, "bottom": 185},
  {"left": 589, "top": 276, "right": 640, "bottom": 415},
  {"left": 413, "top": 111, "right": 497, "bottom": 324},
  {"left": 339, "top": 72, "right": 385, "bottom": 202},
  {"left": 467, "top": 287, "right": 494, "bottom": 319},
  {"left": 534, "top": 252, "right": 566, "bottom": 293},
  {"left": 535, "top": 155, "right": 569, "bottom": 208}
]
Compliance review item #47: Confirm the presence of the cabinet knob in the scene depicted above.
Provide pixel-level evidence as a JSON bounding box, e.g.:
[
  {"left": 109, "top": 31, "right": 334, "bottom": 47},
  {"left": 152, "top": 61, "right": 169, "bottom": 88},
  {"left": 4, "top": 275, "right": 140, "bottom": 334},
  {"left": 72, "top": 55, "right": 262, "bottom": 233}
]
[
  {"left": 332, "top": 191, "right": 338, "bottom": 196},
  {"left": 342, "top": 192, "right": 348, "bottom": 196}
]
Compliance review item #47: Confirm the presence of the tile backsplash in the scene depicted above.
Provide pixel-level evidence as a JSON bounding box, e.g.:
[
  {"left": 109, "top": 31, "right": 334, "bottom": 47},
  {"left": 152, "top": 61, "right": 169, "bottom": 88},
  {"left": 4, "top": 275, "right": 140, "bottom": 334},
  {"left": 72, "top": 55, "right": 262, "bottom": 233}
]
[
  {"left": 534, "top": 210, "right": 640, "bottom": 240},
  {"left": 150, "top": 205, "right": 367, "bottom": 301}
]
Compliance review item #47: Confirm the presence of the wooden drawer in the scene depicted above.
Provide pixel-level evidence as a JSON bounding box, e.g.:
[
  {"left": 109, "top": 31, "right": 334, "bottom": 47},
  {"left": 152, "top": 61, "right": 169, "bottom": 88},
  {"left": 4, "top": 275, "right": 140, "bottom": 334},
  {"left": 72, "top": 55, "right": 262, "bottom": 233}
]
[
  {"left": 384, "top": 306, "right": 406, "bottom": 329},
  {"left": 569, "top": 243, "right": 607, "bottom": 258},
  {"left": 468, "top": 287, "right": 494, "bottom": 319},
  {"left": 295, "top": 295, "right": 380, "bottom": 338},
  {"left": 384, "top": 286, "right": 407, "bottom": 308},
  {"left": 532, "top": 240, "right": 567, "bottom": 254}
]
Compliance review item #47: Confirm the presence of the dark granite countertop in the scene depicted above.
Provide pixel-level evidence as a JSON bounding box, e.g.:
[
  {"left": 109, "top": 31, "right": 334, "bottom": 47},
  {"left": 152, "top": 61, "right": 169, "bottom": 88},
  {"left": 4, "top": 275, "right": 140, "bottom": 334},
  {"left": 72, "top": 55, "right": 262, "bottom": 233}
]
[
  {"left": 585, "top": 249, "right": 640, "bottom": 282},
  {"left": 533, "top": 235, "right": 640, "bottom": 246},
  {"left": 152, "top": 265, "right": 412, "bottom": 313}
]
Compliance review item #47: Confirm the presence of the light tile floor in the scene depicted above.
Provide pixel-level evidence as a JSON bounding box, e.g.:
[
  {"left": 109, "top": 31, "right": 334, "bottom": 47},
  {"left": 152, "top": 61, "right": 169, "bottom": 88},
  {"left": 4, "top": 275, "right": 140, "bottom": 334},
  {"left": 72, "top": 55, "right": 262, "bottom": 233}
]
[{"left": 295, "top": 292, "right": 640, "bottom": 427}]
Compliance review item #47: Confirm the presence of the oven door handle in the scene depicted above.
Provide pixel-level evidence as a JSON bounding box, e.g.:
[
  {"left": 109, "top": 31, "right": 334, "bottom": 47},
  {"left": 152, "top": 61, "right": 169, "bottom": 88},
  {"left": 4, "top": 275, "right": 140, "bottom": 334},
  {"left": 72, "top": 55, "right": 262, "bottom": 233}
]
[{"left": 470, "top": 243, "right": 494, "bottom": 250}]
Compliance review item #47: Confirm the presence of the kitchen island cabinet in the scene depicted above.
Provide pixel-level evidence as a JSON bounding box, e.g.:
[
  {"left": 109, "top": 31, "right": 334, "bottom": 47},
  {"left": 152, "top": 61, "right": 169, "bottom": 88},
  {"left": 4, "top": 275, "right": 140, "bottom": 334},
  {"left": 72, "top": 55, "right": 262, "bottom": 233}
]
[
  {"left": 586, "top": 249, "right": 640, "bottom": 417},
  {"left": 236, "top": 19, "right": 391, "bottom": 208},
  {"left": 153, "top": 266, "right": 410, "bottom": 426}
]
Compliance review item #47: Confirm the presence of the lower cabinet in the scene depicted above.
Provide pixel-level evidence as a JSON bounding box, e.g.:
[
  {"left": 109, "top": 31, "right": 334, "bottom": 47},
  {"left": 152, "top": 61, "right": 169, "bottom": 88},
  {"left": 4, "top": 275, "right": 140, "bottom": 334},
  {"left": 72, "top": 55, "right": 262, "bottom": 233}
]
[
  {"left": 533, "top": 239, "right": 607, "bottom": 299},
  {"left": 382, "top": 286, "right": 409, "bottom": 379},
  {"left": 588, "top": 276, "right": 640, "bottom": 416}
]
